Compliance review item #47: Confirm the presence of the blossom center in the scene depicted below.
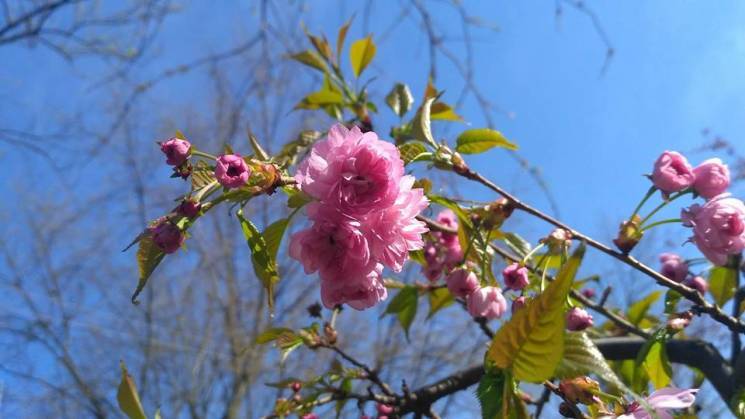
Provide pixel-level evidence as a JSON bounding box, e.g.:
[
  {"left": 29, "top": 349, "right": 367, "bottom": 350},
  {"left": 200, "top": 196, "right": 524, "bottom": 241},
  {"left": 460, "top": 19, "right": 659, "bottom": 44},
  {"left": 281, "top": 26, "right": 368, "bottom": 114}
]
[{"left": 227, "top": 165, "right": 242, "bottom": 177}]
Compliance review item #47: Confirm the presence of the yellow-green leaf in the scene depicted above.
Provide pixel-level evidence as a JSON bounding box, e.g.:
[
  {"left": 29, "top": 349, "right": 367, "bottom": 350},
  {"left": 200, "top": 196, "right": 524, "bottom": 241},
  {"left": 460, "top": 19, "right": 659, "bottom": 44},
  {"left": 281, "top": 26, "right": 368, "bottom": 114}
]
[
  {"left": 397, "top": 142, "right": 429, "bottom": 164},
  {"left": 256, "top": 327, "right": 295, "bottom": 344},
  {"left": 288, "top": 50, "right": 327, "bottom": 72},
  {"left": 455, "top": 128, "right": 517, "bottom": 154},
  {"left": 237, "top": 210, "right": 279, "bottom": 311},
  {"left": 486, "top": 244, "right": 585, "bottom": 382},
  {"left": 627, "top": 291, "right": 662, "bottom": 326},
  {"left": 412, "top": 97, "right": 436, "bottom": 146},
  {"left": 349, "top": 35, "right": 376, "bottom": 77},
  {"left": 117, "top": 362, "right": 147, "bottom": 419},
  {"left": 336, "top": 16, "right": 354, "bottom": 63},
  {"left": 132, "top": 235, "right": 165, "bottom": 304},
  {"left": 643, "top": 340, "right": 672, "bottom": 389},
  {"left": 427, "top": 287, "right": 455, "bottom": 319},
  {"left": 556, "top": 332, "right": 627, "bottom": 393},
  {"left": 385, "top": 286, "right": 418, "bottom": 338},
  {"left": 294, "top": 90, "right": 344, "bottom": 110},
  {"left": 430, "top": 102, "right": 463, "bottom": 121},
  {"left": 709, "top": 266, "right": 736, "bottom": 306},
  {"left": 386, "top": 83, "right": 415, "bottom": 117}
]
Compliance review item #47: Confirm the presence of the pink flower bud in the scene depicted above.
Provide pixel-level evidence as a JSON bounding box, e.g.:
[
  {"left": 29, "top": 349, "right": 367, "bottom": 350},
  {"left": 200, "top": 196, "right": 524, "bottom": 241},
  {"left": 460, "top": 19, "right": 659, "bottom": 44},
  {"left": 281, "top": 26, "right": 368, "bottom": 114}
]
[
  {"left": 376, "top": 403, "right": 394, "bottom": 414},
  {"left": 160, "top": 137, "right": 191, "bottom": 166},
  {"left": 581, "top": 288, "right": 595, "bottom": 299},
  {"left": 290, "top": 382, "right": 301, "bottom": 392},
  {"left": 446, "top": 268, "right": 480, "bottom": 298},
  {"left": 681, "top": 194, "right": 745, "bottom": 265},
  {"left": 301, "top": 414, "right": 318, "bottom": 419},
  {"left": 693, "top": 158, "right": 730, "bottom": 199},
  {"left": 466, "top": 286, "right": 507, "bottom": 319},
  {"left": 511, "top": 296, "right": 527, "bottom": 314},
  {"left": 502, "top": 263, "right": 529, "bottom": 291},
  {"left": 149, "top": 218, "right": 184, "bottom": 254},
  {"left": 659, "top": 253, "right": 688, "bottom": 283},
  {"left": 215, "top": 154, "right": 250, "bottom": 189},
  {"left": 177, "top": 198, "right": 201, "bottom": 218},
  {"left": 566, "top": 307, "right": 593, "bottom": 331},
  {"left": 652, "top": 151, "right": 694, "bottom": 194},
  {"left": 685, "top": 275, "right": 708, "bottom": 294}
]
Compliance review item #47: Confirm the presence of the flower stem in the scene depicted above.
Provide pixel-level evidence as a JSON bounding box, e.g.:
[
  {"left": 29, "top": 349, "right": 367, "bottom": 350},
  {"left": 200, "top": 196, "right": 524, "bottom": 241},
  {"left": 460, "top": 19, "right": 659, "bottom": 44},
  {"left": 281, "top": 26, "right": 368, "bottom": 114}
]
[
  {"left": 630, "top": 186, "right": 657, "bottom": 219},
  {"left": 191, "top": 149, "right": 218, "bottom": 160},
  {"left": 638, "top": 190, "right": 690, "bottom": 226},
  {"left": 640, "top": 218, "right": 682, "bottom": 232},
  {"left": 522, "top": 243, "right": 545, "bottom": 265}
]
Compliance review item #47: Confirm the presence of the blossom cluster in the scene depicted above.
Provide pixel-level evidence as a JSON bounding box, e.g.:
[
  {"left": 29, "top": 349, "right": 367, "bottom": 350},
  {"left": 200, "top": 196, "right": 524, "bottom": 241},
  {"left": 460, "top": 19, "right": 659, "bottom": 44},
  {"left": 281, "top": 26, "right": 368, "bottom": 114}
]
[
  {"left": 658, "top": 253, "right": 708, "bottom": 294},
  {"left": 289, "top": 124, "right": 428, "bottom": 310},
  {"left": 421, "top": 209, "right": 463, "bottom": 281},
  {"left": 652, "top": 151, "right": 744, "bottom": 266}
]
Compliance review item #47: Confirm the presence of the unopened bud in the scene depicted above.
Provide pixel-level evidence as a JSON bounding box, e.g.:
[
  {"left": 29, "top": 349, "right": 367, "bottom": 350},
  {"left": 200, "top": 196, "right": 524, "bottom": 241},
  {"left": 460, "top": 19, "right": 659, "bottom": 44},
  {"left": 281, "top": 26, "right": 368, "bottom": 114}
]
[
  {"left": 291, "top": 381, "right": 302, "bottom": 392},
  {"left": 558, "top": 402, "right": 578, "bottom": 418},
  {"left": 323, "top": 322, "right": 337, "bottom": 345},
  {"left": 558, "top": 376, "right": 600, "bottom": 405},
  {"left": 566, "top": 307, "right": 594, "bottom": 331},
  {"left": 542, "top": 228, "right": 573, "bottom": 253},
  {"left": 613, "top": 215, "right": 643, "bottom": 254},
  {"left": 177, "top": 198, "right": 201, "bottom": 218},
  {"left": 667, "top": 311, "right": 693, "bottom": 331}
]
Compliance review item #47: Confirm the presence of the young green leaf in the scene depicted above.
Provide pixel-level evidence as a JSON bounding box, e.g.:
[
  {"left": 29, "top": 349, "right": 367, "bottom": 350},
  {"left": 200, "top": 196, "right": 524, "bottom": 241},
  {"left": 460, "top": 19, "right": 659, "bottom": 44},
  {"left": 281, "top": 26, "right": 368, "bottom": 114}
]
[
  {"left": 709, "top": 266, "right": 736, "bottom": 306},
  {"left": 385, "top": 83, "right": 415, "bottom": 117},
  {"left": 430, "top": 102, "right": 463, "bottom": 121},
  {"left": 132, "top": 235, "right": 165, "bottom": 304},
  {"left": 476, "top": 369, "right": 506, "bottom": 419},
  {"left": 486, "top": 244, "right": 585, "bottom": 383},
  {"left": 633, "top": 329, "right": 673, "bottom": 392},
  {"left": 336, "top": 16, "right": 354, "bottom": 63},
  {"left": 412, "top": 97, "right": 436, "bottom": 147},
  {"left": 385, "top": 286, "right": 418, "bottom": 338},
  {"left": 626, "top": 291, "right": 662, "bottom": 326},
  {"left": 237, "top": 210, "right": 279, "bottom": 311},
  {"left": 455, "top": 128, "right": 517, "bottom": 154},
  {"left": 256, "top": 327, "right": 295, "bottom": 344},
  {"left": 556, "top": 332, "right": 627, "bottom": 393},
  {"left": 427, "top": 287, "right": 455, "bottom": 319},
  {"left": 117, "top": 361, "right": 147, "bottom": 419},
  {"left": 397, "top": 142, "right": 428, "bottom": 164},
  {"left": 288, "top": 50, "right": 327, "bottom": 72},
  {"left": 349, "top": 35, "right": 376, "bottom": 77}
]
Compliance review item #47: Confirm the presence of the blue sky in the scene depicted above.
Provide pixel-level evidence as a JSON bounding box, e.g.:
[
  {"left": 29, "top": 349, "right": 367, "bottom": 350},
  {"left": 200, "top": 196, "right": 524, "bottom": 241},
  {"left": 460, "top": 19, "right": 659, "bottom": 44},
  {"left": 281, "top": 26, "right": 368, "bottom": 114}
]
[{"left": 2, "top": 1, "right": 745, "bottom": 417}]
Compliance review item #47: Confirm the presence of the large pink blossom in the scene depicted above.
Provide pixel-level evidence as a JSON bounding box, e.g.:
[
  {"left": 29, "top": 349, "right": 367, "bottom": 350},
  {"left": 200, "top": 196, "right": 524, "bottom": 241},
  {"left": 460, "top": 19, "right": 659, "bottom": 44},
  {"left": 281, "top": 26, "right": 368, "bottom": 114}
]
[
  {"left": 289, "top": 204, "right": 374, "bottom": 282},
  {"left": 365, "top": 176, "right": 429, "bottom": 272},
  {"left": 295, "top": 123, "right": 404, "bottom": 215},
  {"left": 320, "top": 264, "right": 387, "bottom": 310},
  {"left": 692, "top": 158, "right": 730, "bottom": 199},
  {"left": 618, "top": 387, "right": 697, "bottom": 419},
  {"left": 681, "top": 194, "right": 745, "bottom": 265},
  {"left": 651, "top": 151, "right": 694, "bottom": 194},
  {"left": 215, "top": 154, "right": 250, "bottom": 189}
]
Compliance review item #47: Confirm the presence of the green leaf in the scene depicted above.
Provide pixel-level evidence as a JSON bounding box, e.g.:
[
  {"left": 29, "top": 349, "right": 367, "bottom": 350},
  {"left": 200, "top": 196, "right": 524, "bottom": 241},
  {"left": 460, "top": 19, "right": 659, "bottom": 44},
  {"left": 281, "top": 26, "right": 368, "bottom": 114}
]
[
  {"left": 132, "top": 235, "right": 165, "bottom": 304},
  {"left": 502, "top": 232, "right": 532, "bottom": 259},
  {"left": 709, "top": 266, "right": 736, "bottom": 306},
  {"left": 430, "top": 102, "right": 463, "bottom": 121},
  {"left": 248, "top": 134, "right": 269, "bottom": 160},
  {"left": 664, "top": 290, "right": 682, "bottom": 314},
  {"left": 288, "top": 50, "right": 327, "bottom": 72},
  {"left": 427, "top": 287, "right": 455, "bottom": 319},
  {"left": 643, "top": 340, "right": 672, "bottom": 389},
  {"left": 294, "top": 89, "right": 344, "bottom": 110},
  {"left": 191, "top": 160, "right": 216, "bottom": 190},
  {"left": 397, "top": 142, "right": 428, "bottom": 164},
  {"left": 256, "top": 327, "right": 295, "bottom": 344},
  {"left": 486, "top": 244, "right": 585, "bottom": 382},
  {"left": 627, "top": 291, "right": 662, "bottom": 326},
  {"left": 730, "top": 388, "right": 745, "bottom": 418},
  {"left": 385, "top": 286, "right": 418, "bottom": 338},
  {"left": 455, "top": 128, "right": 517, "bottom": 154},
  {"left": 237, "top": 210, "right": 279, "bottom": 311},
  {"left": 349, "top": 35, "right": 376, "bottom": 77},
  {"left": 263, "top": 210, "right": 299, "bottom": 261},
  {"left": 385, "top": 83, "right": 415, "bottom": 117},
  {"left": 117, "top": 361, "right": 147, "bottom": 419},
  {"left": 427, "top": 194, "right": 471, "bottom": 228},
  {"left": 476, "top": 370, "right": 506, "bottom": 419},
  {"left": 336, "top": 16, "right": 354, "bottom": 62},
  {"left": 556, "top": 332, "right": 627, "bottom": 393},
  {"left": 412, "top": 97, "right": 436, "bottom": 146}
]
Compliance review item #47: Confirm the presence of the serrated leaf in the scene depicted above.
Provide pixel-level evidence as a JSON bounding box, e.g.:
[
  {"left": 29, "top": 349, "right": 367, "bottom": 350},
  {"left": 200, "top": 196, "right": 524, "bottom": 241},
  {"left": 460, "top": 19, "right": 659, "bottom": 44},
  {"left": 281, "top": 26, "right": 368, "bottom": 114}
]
[
  {"left": 117, "top": 362, "right": 147, "bottom": 419},
  {"left": 709, "top": 266, "right": 736, "bottom": 306},
  {"left": 397, "top": 142, "right": 428, "bottom": 164},
  {"left": 289, "top": 50, "right": 327, "bottom": 72},
  {"left": 386, "top": 83, "right": 415, "bottom": 117},
  {"left": 191, "top": 160, "right": 216, "bottom": 189},
  {"left": 430, "top": 102, "right": 463, "bottom": 121},
  {"left": 556, "top": 332, "right": 627, "bottom": 393},
  {"left": 476, "top": 370, "right": 506, "bottom": 419},
  {"left": 256, "top": 327, "right": 295, "bottom": 344},
  {"left": 427, "top": 287, "right": 455, "bottom": 319},
  {"left": 627, "top": 291, "right": 662, "bottom": 326},
  {"left": 385, "top": 286, "right": 418, "bottom": 338},
  {"left": 237, "top": 210, "right": 279, "bottom": 311},
  {"left": 349, "top": 35, "right": 376, "bottom": 77},
  {"left": 486, "top": 244, "right": 585, "bottom": 383},
  {"left": 132, "top": 235, "right": 165, "bottom": 304},
  {"left": 412, "top": 97, "right": 436, "bottom": 146},
  {"left": 456, "top": 128, "right": 517, "bottom": 154}
]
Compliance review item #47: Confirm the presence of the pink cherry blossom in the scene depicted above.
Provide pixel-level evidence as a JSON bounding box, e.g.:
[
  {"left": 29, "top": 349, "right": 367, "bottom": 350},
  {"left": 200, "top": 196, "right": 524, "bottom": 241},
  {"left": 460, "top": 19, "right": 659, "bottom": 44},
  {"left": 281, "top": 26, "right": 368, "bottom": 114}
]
[
  {"left": 502, "top": 262, "right": 529, "bottom": 291},
  {"left": 566, "top": 307, "right": 593, "bottom": 331},
  {"left": 289, "top": 203, "right": 374, "bottom": 282},
  {"left": 420, "top": 209, "right": 462, "bottom": 281},
  {"left": 511, "top": 296, "right": 527, "bottom": 314},
  {"left": 215, "top": 154, "right": 250, "bottom": 189},
  {"left": 692, "top": 158, "right": 730, "bottom": 199},
  {"left": 149, "top": 218, "right": 184, "bottom": 254},
  {"left": 466, "top": 286, "right": 507, "bottom": 319},
  {"left": 295, "top": 123, "right": 404, "bottom": 215},
  {"left": 160, "top": 137, "right": 191, "bottom": 166},
  {"left": 651, "top": 151, "right": 694, "bottom": 194},
  {"left": 658, "top": 253, "right": 688, "bottom": 283},
  {"left": 365, "top": 176, "right": 428, "bottom": 272},
  {"left": 319, "top": 264, "right": 387, "bottom": 310},
  {"left": 681, "top": 194, "right": 745, "bottom": 265},
  {"left": 446, "top": 268, "right": 480, "bottom": 298},
  {"left": 619, "top": 387, "right": 697, "bottom": 419}
]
